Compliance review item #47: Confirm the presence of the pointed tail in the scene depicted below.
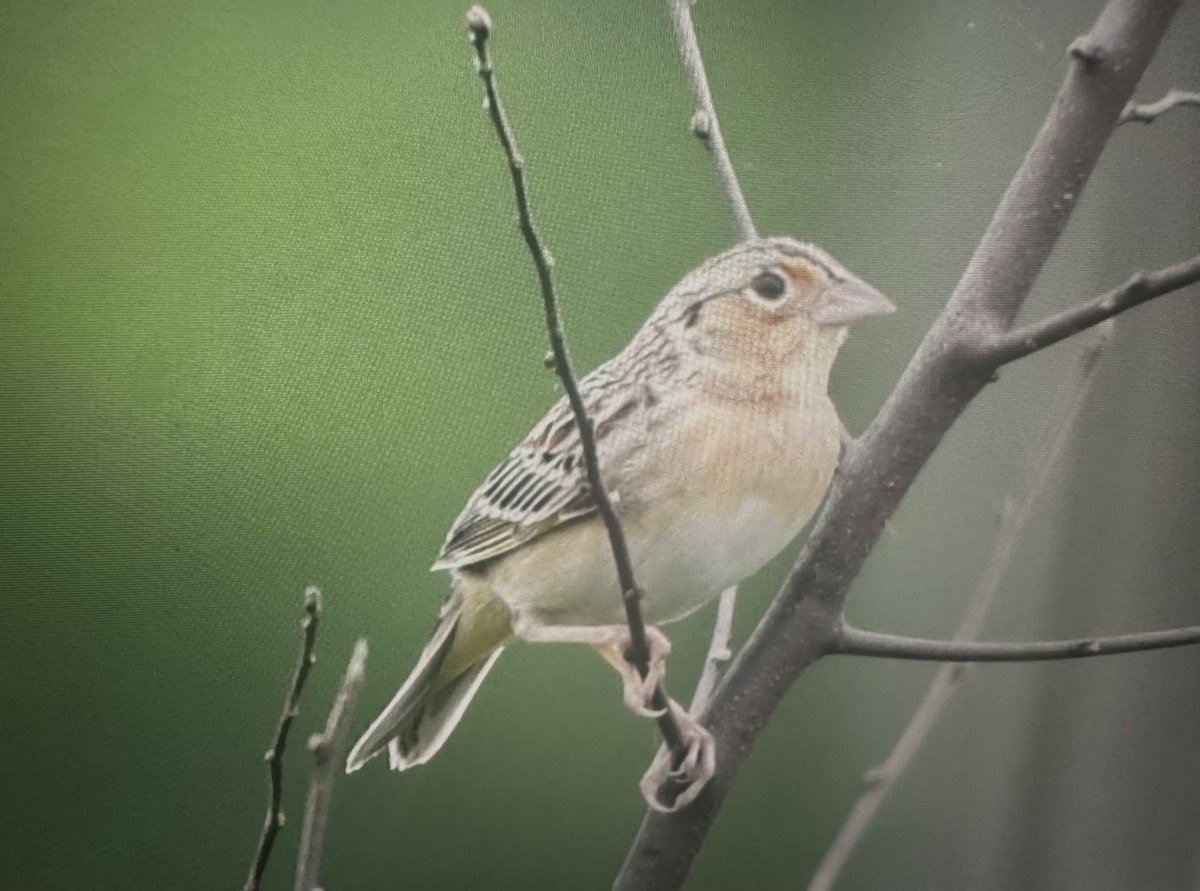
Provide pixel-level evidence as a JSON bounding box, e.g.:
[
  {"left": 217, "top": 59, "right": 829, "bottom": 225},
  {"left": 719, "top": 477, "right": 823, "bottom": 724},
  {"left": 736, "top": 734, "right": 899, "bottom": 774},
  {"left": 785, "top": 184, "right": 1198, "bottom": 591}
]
[{"left": 346, "top": 592, "right": 511, "bottom": 773}]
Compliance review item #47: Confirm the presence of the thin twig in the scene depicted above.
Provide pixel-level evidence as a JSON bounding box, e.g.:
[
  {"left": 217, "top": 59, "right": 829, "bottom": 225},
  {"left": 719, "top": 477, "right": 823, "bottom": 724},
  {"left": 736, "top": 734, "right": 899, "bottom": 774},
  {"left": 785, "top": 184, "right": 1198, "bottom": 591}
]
[
  {"left": 244, "top": 587, "right": 322, "bottom": 891},
  {"left": 665, "top": 0, "right": 751, "bottom": 760},
  {"left": 667, "top": 0, "right": 757, "bottom": 242},
  {"left": 294, "top": 639, "right": 368, "bottom": 891},
  {"left": 988, "top": 255, "right": 1200, "bottom": 365},
  {"left": 637, "top": 585, "right": 738, "bottom": 811},
  {"left": 630, "top": 0, "right": 758, "bottom": 808},
  {"left": 807, "top": 325, "right": 1110, "bottom": 891},
  {"left": 1118, "top": 88, "right": 1200, "bottom": 124},
  {"left": 615, "top": 3, "right": 1182, "bottom": 888},
  {"left": 464, "top": 5, "right": 687, "bottom": 757},
  {"left": 689, "top": 587, "right": 738, "bottom": 714},
  {"left": 834, "top": 625, "right": 1200, "bottom": 662}
]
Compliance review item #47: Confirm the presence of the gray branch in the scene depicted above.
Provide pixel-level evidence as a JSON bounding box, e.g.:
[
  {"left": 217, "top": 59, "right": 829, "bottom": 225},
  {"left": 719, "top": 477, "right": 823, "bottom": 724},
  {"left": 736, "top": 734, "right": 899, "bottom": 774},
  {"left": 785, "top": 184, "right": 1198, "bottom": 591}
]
[
  {"left": 834, "top": 624, "right": 1200, "bottom": 662},
  {"left": 465, "top": 5, "right": 689, "bottom": 759},
  {"left": 806, "top": 323, "right": 1114, "bottom": 891},
  {"left": 667, "top": 0, "right": 757, "bottom": 242},
  {"left": 988, "top": 255, "right": 1200, "bottom": 365},
  {"left": 689, "top": 586, "right": 738, "bottom": 714},
  {"left": 294, "top": 639, "right": 368, "bottom": 891},
  {"left": 245, "top": 587, "right": 321, "bottom": 891},
  {"left": 614, "top": 2, "right": 1183, "bottom": 888},
  {"left": 1118, "top": 88, "right": 1200, "bottom": 124}
]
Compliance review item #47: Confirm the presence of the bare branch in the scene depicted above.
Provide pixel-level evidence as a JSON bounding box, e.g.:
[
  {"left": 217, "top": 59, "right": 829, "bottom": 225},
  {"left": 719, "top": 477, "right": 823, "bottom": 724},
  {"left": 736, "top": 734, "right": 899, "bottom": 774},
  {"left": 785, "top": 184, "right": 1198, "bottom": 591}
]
[
  {"left": 294, "top": 639, "right": 368, "bottom": 891},
  {"left": 1119, "top": 88, "right": 1200, "bottom": 124},
  {"left": 244, "top": 587, "right": 321, "bottom": 891},
  {"left": 807, "top": 324, "right": 1113, "bottom": 891},
  {"left": 667, "top": 0, "right": 757, "bottom": 241},
  {"left": 834, "top": 624, "right": 1200, "bottom": 662},
  {"left": 615, "top": 3, "right": 1181, "bottom": 888},
  {"left": 465, "top": 5, "right": 688, "bottom": 758},
  {"left": 690, "top": 587, "right": 738, "bottom": 714},
  {"left": 989, "top": 255, "right": 1200, "bottom": 365},
  {"left": 660, "top": 0, "right": 754, "bottom": 790}
]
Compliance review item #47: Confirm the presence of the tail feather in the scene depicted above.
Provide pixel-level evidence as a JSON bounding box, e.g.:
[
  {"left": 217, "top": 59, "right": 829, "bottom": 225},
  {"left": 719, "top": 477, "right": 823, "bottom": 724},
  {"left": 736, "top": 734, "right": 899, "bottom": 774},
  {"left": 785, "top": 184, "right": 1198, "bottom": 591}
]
[
  {"left": 387, "top": 646, "right": 503, "bottom": 770},
  {"left": 346, "top": 593, "right": 509, "bottom": 773}
]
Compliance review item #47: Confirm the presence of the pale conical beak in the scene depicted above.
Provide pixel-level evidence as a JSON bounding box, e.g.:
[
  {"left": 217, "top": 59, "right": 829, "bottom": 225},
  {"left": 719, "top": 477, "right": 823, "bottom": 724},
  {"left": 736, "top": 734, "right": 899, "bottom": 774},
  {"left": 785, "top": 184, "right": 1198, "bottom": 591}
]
[{"left": 810, "top": 275, "right": 895, "bottom": 327}]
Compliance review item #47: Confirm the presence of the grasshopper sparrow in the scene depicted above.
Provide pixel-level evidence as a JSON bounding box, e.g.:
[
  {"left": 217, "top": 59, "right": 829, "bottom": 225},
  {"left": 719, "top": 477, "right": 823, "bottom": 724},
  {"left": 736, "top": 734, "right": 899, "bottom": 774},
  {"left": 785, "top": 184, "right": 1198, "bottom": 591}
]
[{"left": 347, "top": 237, "right": 893, "bottom": 804}]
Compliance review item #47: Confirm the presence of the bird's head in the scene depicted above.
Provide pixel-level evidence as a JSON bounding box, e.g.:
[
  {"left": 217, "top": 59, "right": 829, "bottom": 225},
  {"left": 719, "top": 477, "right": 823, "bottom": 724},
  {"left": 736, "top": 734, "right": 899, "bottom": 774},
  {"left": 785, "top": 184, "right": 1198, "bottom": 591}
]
[{"left": 651, "top": 237, "right": 894, "bottom": 394}]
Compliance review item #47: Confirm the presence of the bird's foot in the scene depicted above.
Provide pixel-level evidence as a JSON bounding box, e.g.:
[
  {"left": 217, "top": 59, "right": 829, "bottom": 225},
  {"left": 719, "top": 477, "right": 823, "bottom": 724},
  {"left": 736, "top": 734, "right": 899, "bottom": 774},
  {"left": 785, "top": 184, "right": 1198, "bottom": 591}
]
[
  {"left": 639, "top": 702, "right": 717, "bottom": 812},
  {"left": 598, "top": 626, "right": 672, "bottom": 718}
]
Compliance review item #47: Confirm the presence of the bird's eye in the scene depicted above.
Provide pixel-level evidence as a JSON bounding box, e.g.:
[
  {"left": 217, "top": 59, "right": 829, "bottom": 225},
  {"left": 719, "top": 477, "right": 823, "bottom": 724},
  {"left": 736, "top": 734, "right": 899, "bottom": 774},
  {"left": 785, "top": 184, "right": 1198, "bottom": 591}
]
[{"left": 750, "top": 270, "right": 786, "bottom": 300}]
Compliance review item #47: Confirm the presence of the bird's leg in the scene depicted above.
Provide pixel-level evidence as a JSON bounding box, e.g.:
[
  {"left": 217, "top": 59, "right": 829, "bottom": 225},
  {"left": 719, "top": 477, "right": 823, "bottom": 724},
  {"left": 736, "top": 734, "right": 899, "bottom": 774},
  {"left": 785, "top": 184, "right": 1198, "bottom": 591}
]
[
  {"left": 512, "top": 620, "right": 672, "bottom": 718},
  {"left": 514, "top": 617, "right": 717, "bottom": 809},
  {"left": 638, "top": 701, "right": 717, "bottom": 813}
]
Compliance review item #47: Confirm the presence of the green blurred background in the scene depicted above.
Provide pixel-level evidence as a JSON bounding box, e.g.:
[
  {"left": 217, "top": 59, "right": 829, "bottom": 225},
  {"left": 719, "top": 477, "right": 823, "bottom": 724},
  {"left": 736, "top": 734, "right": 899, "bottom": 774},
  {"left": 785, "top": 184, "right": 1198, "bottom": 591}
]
[{"left": 2, "top": 1, "right": 1198, "bottom": 889}]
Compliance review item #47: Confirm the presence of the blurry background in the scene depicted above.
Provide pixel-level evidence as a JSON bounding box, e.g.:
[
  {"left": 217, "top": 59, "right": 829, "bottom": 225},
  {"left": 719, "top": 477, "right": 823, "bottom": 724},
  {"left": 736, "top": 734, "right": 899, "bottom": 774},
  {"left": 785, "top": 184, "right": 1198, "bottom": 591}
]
[{"left": 1, "top": 0, "right": 1197, "bottom": 889}]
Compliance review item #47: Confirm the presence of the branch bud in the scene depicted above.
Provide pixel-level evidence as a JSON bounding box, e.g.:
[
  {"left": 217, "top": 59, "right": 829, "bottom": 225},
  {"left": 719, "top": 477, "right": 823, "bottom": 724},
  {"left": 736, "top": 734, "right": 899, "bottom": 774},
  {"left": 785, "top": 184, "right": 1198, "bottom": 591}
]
[{"left": 465, "top": 5, "right": 492, "bottom": 42}]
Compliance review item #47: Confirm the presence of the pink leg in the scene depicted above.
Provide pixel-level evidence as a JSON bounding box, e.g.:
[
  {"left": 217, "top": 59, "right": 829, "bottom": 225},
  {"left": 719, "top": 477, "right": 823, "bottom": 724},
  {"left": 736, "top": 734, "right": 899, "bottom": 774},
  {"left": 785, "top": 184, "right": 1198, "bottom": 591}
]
[{"left": 513, "top": 620, "right": 672, "bottom": 718}]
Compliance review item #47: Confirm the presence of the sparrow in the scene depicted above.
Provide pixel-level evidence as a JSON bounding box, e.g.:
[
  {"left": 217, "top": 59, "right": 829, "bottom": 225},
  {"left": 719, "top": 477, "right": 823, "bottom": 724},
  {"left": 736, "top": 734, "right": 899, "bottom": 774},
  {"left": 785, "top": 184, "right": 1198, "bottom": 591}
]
[{"left": 346, "top": 236, "right": 893, "bottom": 807}]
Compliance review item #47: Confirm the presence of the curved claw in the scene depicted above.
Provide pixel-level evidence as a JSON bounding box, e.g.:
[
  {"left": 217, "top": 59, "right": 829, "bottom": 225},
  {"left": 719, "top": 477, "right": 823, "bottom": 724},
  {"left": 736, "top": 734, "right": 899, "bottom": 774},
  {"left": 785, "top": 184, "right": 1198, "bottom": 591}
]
[
  {"left": 624, "top": 672, "right": 672, "bottom": 720},
  {"left": 600, "top": 626, "right": 673, "bottom": 718},
  {"left": 621, "top": 653, "right": 668, "bottom": 717},
  {"left": 639, "top": 702, "right": 717, "bottom": 812}
]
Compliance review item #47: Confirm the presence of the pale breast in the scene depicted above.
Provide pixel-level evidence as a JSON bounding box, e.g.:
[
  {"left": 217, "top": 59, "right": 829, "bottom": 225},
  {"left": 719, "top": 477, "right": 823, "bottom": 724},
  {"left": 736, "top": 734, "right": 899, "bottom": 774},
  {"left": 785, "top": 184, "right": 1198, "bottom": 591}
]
[
  {"left": 629, "top": 394, "right": 841, "bottom": 621},
  {"left": 480, "top": 391, "right": 841, "bottom": 629}
]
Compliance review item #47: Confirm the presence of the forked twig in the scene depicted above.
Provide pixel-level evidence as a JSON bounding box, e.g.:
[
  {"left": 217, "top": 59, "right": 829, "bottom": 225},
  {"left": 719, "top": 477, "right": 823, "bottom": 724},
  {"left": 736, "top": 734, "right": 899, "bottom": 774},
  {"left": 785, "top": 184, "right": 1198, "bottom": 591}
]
[
  {"left": 808, "top": 323, "right": 1108, "bottom": 890},
  {"left": 615, "top": 2, "right": 1189, "bottom": 888},
  {"left": 294, "top": 639, "right": 368, "bottom": 891},
  {"left": 464, "top": 5, "right": 688, "bottom": 758},
  {"left": 690, "top": 587, "right": 738, "bottom": 714},
  {"left": 1118, "top": 88, "right": 1200, "bottom": 124},
  {"left": 662, "top": 0, "right": 754, "bottom": 722},
  {"left": 667, "top": 0, "right": 757, "bottom": 241},
  {"left": 244, "top": 588, "right": 322, "bottom": 891},
  {"left": 988, "top": 257, "right": 1200, "bottom": 365}
]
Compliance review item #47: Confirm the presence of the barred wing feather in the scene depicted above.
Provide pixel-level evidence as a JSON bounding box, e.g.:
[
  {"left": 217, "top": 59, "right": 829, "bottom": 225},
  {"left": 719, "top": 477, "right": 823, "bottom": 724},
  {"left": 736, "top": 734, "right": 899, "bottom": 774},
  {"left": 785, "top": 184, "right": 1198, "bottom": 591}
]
[{"left": 431, "top": 366, "right": 645, "bottom": 572}]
